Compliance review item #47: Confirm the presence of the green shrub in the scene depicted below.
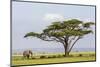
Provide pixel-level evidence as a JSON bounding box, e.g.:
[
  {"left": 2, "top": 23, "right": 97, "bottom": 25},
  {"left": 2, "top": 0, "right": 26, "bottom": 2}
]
[
  {"left": 69, "top": 55, "right": 74, "bottom": 57},
  {"left": 47, "top": 56, "right": 52, "bottom": 58},
  {"left": 52, "top": 55, "right": 56, "bottom": 58},
  {"left": 78, "top": 54, "right": 83, "bottom": 57},
  {"left": 32, "top": 57, "right": 36, "bottom": 59},
  {"left": 57, "top": 55, "right": 62, "bottom": 58},
  {"left": 89, "top": 54, "right": 95, "bottom": 56},
  {"left": 62, "top": 55, "right": 66, "bottom": 57},
  {"left": 47, "top": 55, "right": 56, "bottom": 58},
  {"left": 40, "top": 56, "right": 46, "bottom": 59}
]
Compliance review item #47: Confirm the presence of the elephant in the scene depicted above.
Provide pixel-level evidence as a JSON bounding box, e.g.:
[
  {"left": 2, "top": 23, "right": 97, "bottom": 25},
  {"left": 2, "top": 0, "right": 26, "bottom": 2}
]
[{"left": 23, "top": 50, "right": 33, "bottom": 59}]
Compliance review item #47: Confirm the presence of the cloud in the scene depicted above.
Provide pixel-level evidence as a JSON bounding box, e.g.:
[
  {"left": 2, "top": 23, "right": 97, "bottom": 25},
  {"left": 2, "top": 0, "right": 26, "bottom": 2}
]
[{"left": 43, "top": 13, "right": 64, "bottom": 22}]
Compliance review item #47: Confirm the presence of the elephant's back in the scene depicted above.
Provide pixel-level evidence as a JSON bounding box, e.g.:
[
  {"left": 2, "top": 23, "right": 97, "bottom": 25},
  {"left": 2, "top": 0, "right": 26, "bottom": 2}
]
[{"left": 23, "top": 50, "right": 29, "bottom": 55}]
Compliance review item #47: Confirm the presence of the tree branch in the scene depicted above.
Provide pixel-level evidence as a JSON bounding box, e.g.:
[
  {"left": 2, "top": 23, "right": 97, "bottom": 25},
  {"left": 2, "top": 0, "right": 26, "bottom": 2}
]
[
  {"left": 68, "top": 36, "right": 81, "bottom": 52},
  {"left": 68, "top": 36, "right": 76, "bottom": 45},
  {"left": 40, "top": 36, "right": 65, "bottom": 45}
]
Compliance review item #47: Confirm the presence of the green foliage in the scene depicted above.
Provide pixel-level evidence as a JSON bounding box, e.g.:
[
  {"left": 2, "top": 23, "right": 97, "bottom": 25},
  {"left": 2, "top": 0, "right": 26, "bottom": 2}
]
[
  {"left": 32, "top": 57, "right": 36, "bottom": 59},
  {"left": 24, "top": 19, "right": 94, "bottom": 39},
  {"left": 51, "top": 55, "right": 57, "bottom": 58},
  {"left": 48, "top": 22, "right": 62, "bottom": 29},
  {"left": 47, "top": 56, "right": 52, "bottom": 58},
  {"left": 48, "top": 32, "right": 65, "bottom": 37},
  {"left": 40, "top": 56, "right": 46, "bottom": 59},
  {"left": 56, "top": 55, "right": 62, "bottom": 58},
  {"left": 83, "top": 22, "right": 94, "bottom": 28},
  {"left": 24, "top": 32, "right": 40, "bottom": 38}
]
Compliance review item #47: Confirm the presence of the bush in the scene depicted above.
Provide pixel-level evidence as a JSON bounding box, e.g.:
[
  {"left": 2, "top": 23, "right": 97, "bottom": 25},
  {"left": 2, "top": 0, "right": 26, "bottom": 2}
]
[
  {"left": 32, "top": 57, "right": 36, "bottom": 59},
  {"left": 40, "top": 56, "right": 46, "bottom": 59},
  {"left": 78, "top": 54, "right": 83, "bottom": 57},
  {"left": 57, "top": 55, "right": 62, "bottom": 58},
  {"left": 89, "top": 54, "right": 95, "bottom": 56},
  {"left": 69, "top": 55, "right": 74, "bottom": 57},
  {"left": 47, "top": 55, "right": 56, "bottom": 58},
  {"left": 52, "top": 55, "right": 56, "bottom": 58},
  {"left": 62, "top": 54, "right": 65, "bottom": 57},
  {"left": 47, "top": 56, "right": 52, "bottom": 58}
]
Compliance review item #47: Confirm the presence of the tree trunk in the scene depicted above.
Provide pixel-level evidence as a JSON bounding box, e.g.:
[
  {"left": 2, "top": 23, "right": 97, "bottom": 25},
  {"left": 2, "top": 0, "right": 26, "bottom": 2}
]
[
  {"left": 64, "top": 42, "right": 69, "bottom": 57},
  {"left": 64, "top": 36, "right": 69, "bottom": 57},
  {"left": 64, "top": 46, "right": 69, "bottom": 57}
]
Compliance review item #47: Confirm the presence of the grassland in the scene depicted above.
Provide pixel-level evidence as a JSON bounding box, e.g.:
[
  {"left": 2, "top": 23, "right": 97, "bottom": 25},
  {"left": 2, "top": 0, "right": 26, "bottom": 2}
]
[{"left": 12, "top": 52, "right": 96, "bottom": 66}]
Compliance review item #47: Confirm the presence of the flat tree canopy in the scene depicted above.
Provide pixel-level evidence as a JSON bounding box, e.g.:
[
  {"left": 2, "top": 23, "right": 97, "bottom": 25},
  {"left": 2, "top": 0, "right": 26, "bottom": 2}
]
[{"left": 24, "top": 19, "right": 94, "bottom": 56}]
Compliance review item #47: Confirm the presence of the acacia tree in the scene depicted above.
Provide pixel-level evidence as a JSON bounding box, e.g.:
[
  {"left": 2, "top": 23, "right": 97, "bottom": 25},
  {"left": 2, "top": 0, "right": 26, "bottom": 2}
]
[{"left": 24, "top": 19, "right": 94, "bottom": 56}]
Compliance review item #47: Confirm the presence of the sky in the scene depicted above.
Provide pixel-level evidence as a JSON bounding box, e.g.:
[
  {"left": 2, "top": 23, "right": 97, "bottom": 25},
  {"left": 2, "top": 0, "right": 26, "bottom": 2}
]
[{"left": 12, "top": 1, "right": 95, "bottom": 50}]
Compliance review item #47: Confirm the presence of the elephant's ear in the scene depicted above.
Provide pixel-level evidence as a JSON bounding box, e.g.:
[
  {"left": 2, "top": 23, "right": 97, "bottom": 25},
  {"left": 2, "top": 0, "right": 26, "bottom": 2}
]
[{"left": 29, "top": 50, "right": 33, "bottom": 54}]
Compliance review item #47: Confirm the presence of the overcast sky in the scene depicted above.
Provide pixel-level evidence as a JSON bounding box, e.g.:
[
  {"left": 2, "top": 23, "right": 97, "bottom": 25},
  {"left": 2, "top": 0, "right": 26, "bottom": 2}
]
[{"left": 12, "top": 1, "right": 95, "bottom": 50}]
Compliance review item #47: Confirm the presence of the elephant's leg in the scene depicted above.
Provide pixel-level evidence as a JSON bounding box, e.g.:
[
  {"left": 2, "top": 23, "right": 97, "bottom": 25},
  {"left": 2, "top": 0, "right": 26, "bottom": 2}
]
[{"left": 27, "top": 54, "right": 30, "bottom": 59}]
